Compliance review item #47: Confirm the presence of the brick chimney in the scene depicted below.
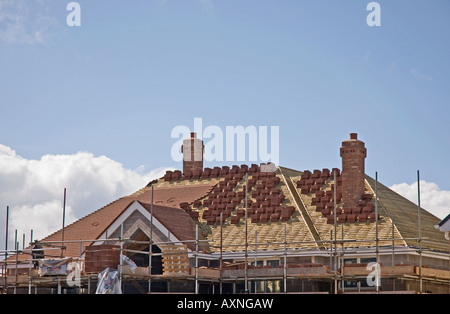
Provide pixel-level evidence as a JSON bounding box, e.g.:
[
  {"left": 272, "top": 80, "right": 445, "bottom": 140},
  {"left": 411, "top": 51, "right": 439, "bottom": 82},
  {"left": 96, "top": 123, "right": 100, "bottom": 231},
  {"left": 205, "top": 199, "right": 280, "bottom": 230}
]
[
  {"left": 182, "top": 132, "right": 204, "bottom": 175},
  {"left": 340, "top": 133, "right": 367, "bottom": 210}
]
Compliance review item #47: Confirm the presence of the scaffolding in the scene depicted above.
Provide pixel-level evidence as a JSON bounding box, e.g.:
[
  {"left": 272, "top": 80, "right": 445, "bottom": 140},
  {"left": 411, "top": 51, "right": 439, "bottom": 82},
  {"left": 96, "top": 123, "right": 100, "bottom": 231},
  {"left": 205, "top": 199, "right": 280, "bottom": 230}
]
[
  {"left": 1, "top": 171, "right": 449, "bottom": 294},
  {"left": 1, "top": 224, "right": 449, "bottom": 294}
]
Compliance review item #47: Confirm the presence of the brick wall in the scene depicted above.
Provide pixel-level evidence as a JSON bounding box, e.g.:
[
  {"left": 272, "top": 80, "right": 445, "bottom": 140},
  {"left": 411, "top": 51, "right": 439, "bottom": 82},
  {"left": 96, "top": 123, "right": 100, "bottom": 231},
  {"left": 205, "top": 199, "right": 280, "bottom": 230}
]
[
  {"left": 84, "top": 244, "right": 120, "bottom": 273},
  {"left": 340, "top": 133, "right": 367, "bottom": 210},
  {"left": 182, "top": 132, "right": 204, "bottom": 175}
]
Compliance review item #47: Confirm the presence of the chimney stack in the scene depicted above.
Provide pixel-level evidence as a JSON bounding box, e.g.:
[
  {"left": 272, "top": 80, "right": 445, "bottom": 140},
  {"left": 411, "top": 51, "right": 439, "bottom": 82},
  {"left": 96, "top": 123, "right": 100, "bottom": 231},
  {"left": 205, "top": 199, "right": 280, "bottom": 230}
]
[
  {"left": 340, "top": 133, "right": 367, "bottom": 210},
  {"left": 182, "top": 132, "right": 204, "bottom": 175}
]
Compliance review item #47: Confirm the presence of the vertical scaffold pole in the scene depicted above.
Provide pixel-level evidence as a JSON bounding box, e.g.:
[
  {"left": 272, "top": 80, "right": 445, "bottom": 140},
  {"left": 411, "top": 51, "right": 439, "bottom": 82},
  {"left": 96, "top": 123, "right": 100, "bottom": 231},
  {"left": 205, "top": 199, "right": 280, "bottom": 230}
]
[
  {"left": 417, "top": 170, "right": 423, "bottom": 294},
  {"left": 120, "top": 223, "right": 123, "bottom": 293},
  {"left": 220, "top": 212, "right": 223, "bottom": 294},
  {"left": 254, "top": 231, "right": 257, "bottom": 293},
  {"left": 333, "top": 170, "right": 338, "bottom": 294},
  {"left": 244, "top": 172, "right": 248, "bottom": 293},
  {"left": 14, "top": 229, "right": 17, "bottom": 294},
  {"left": 148, "top": 185, "right": 154, "bottom": 294},
  {"left": 195, "top": 224, "right": 198, "bottom": 294},
  {"left": 375, "top": 172, "right": 379, "bottom": 293},
  {"left": 61, "top": 188, "right": 66, "bottom": 258},
  {"left": 28, "top": 230, "right": 33, "bottom": 294},
  {"left": 4, "top": 206, "right": 9, "bottom": 292},
  {"left": 283, "top": 224, "right": 287, "bottom": 294}
]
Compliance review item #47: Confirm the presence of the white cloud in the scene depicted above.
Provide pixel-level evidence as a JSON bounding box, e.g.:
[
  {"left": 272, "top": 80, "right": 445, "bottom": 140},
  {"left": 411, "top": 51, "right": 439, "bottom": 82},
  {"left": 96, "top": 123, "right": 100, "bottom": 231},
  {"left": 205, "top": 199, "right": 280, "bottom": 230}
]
[
  {"left": 0, "top": 0, "right": 59, "bottom": 44},
  {"left": 390, "top": 181, "right": 450, "bottom": 220},
  {"left": 0, "top": 144, "right": 171, "bottom": 246},
  {"left": 10, "top": 200, "right": 77, "bottom": 243}
]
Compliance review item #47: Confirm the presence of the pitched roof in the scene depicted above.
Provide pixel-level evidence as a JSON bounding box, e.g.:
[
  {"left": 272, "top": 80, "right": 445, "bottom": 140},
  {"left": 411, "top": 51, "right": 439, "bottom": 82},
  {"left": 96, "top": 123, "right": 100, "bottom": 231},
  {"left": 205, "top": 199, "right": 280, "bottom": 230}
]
[
  {"left": 365, "top": 176, "right": 448, "bottom": 251},
  {"left": 285, "top": 169, "right": 405, "bottom": 250},
  {"left": 34, "top": 164, "right": 448, "bottom": 259},
  {"left": 37, "top": 182, "right": 214, "bottom": 258}
]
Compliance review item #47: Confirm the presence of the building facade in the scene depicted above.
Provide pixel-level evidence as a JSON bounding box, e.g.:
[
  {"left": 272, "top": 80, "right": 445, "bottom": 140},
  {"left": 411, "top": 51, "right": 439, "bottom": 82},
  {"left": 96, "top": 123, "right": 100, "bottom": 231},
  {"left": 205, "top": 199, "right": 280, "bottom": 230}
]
[{"left": 2, "top": 133, "right": 449, "bottom": 294}]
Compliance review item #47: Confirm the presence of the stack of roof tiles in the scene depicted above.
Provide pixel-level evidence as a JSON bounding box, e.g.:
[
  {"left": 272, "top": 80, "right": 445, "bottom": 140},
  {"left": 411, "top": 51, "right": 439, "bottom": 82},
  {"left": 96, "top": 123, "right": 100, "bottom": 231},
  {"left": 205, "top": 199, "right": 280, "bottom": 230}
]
[
  {"left": 27, "top": 165, "right": 448, "bottom": 259},
  {"left": 84, "top": 244, "right": 120, "bottom": 273},
  {"left": 169, "top": 164, "right": 296, "bottom": 226},
  {"left": 296, "top": 168, "right": 378, "bottom": 224}
]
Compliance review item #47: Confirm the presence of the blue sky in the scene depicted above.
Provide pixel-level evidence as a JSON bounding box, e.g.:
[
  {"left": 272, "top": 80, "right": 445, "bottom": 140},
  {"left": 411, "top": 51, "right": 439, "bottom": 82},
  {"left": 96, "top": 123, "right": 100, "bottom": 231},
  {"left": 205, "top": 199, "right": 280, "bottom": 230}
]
[{"left": 0, "top": 0, "right": 449, "bottom": 242}]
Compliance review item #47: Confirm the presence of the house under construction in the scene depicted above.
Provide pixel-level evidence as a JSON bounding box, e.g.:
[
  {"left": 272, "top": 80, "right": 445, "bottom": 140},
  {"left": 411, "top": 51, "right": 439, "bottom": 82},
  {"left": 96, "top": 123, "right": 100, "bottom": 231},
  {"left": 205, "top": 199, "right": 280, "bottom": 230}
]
[{"left": 1, "top": 133, "right": 449, "bottom": 294}]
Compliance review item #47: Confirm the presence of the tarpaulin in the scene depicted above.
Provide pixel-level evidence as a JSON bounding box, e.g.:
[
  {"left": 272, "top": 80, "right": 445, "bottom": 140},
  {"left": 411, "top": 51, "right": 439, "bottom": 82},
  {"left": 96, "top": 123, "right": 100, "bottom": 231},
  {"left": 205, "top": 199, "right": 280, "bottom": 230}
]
[
  {"left": 39, "top": 258, "right": 72, "bottom": 276},
  {"left": 95, "top": 268, "right": 122, "bottom": 294}
]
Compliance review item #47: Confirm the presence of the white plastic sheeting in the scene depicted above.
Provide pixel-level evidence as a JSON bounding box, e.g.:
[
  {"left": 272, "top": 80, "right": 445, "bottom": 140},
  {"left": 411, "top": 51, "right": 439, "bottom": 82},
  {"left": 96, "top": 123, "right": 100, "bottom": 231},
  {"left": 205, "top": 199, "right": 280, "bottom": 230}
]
[{"left": 95, "top": 268, "right": 122, "bottom": 294}]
